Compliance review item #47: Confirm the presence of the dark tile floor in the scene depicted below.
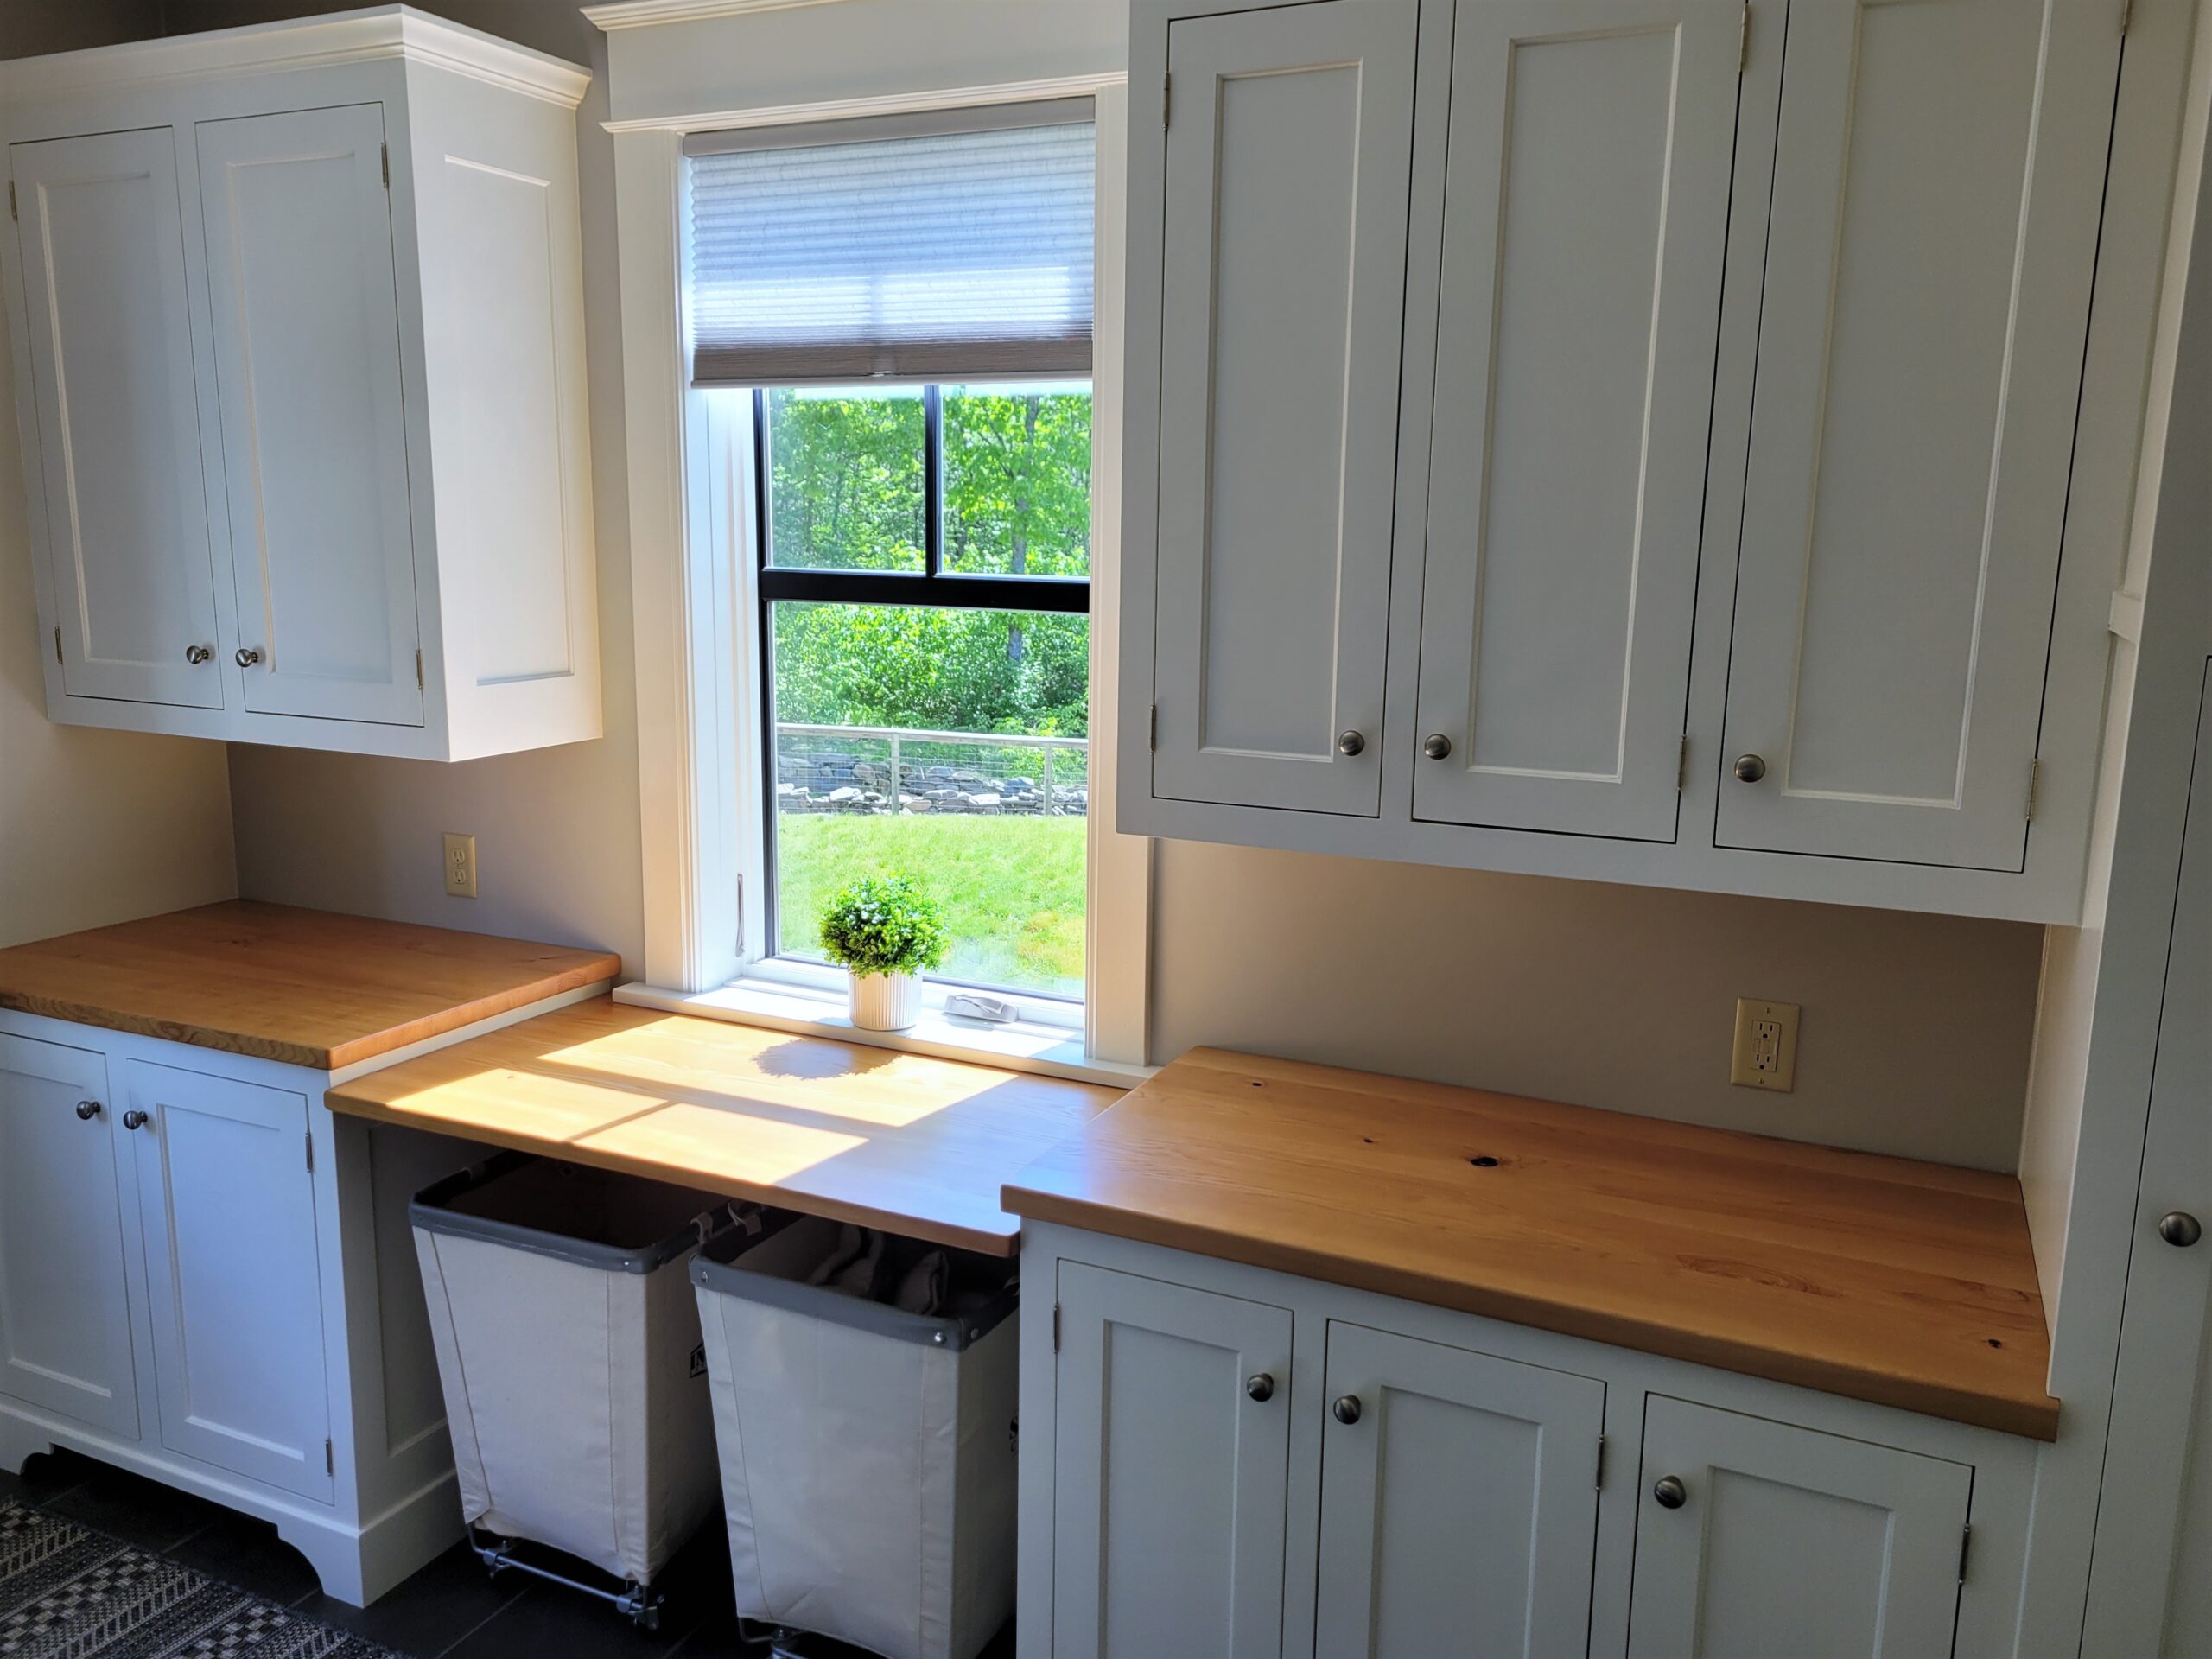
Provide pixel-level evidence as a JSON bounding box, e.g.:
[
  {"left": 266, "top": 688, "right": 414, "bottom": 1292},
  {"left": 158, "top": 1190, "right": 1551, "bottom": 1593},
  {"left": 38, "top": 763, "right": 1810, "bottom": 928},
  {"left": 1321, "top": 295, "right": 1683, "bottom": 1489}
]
[{"left": 1, "top": 1449, "right": 1014, "bottom": 1659}]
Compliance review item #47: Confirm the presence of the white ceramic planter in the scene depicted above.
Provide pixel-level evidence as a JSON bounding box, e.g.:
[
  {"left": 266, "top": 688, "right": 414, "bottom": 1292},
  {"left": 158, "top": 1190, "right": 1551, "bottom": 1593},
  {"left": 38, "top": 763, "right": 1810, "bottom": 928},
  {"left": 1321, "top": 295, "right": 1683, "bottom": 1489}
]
[{"left": 848, "top": 970, "right": 922, "bottom": 1032}]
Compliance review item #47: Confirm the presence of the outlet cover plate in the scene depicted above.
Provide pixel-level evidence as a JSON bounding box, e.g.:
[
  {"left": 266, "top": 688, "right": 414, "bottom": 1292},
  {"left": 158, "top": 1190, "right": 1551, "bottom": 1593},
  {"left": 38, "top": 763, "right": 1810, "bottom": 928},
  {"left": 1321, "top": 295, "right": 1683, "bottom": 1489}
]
[
  {"left": 1731, "top": 998, "right": 1799, "bottom": 1091},
  {"left": 442, "top": 832, "right": 478, "bottom": 899}
]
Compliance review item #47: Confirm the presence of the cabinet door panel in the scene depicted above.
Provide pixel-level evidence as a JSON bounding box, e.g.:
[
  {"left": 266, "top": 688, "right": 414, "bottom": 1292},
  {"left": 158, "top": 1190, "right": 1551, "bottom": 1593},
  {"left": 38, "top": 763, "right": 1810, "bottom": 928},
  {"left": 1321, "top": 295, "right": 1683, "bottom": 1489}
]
[
  {"left": 1413, "top": 0, "right": 1739, "bottom": 840},
  {"left": 1150, "top": 0, "right": 1415, "bottom": 816},
  {"left": 0, "top": 1034, "right": 138, "bottom": 1439},
  {"left": 1314, "top": 1322, "right": 1604, "bottom": 1659},
  {"left": 1627, "top": 1396, "right": 1969, "bottom": 1659},
  {"left": 126, "top": 1059, "right": 331, "bottom": 1499},
  {"left": 1051, "top": 1262, "right": 1292, "bottom": 1659},
  {"left": 1718, "top": 0, "right": 2120, "bottom": 868},
  {"left": 197, "top": 104, "right": 423, "bottom": 727},
  {"left": 10, "top": 129, "right": 223, "bottom": 708}
]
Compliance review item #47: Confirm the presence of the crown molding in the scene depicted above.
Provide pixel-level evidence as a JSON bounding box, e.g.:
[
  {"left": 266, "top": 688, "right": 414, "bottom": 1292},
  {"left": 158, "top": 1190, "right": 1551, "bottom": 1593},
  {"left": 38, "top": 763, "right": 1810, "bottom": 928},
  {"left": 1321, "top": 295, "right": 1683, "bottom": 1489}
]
[
  {"left": 601, "top": 67, "right": 1126, "bottom": 135},
  {"left": 583, "top": 0, "right": 855, "bottom": 29},
  {"left": 0, "top": 5, "right": 590, "bottom": 111}
]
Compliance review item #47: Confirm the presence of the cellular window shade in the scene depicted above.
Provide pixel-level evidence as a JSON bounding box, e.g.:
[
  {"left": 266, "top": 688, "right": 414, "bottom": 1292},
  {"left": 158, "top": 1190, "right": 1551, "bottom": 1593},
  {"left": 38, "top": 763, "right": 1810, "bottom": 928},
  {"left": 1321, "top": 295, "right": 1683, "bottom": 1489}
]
[{"left": 687, "top": 113, "right": 1096, "bottom": 385}]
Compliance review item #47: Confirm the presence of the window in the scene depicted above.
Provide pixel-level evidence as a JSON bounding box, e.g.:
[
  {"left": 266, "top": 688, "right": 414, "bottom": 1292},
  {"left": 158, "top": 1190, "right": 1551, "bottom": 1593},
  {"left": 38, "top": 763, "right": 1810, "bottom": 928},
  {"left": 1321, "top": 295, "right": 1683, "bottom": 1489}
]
[
  {"left": 754, "top": 382, "right": 1091, "bottom": 998},
  {"left": 683, "top": 103, "right": 1102, "bottom": 1012}
]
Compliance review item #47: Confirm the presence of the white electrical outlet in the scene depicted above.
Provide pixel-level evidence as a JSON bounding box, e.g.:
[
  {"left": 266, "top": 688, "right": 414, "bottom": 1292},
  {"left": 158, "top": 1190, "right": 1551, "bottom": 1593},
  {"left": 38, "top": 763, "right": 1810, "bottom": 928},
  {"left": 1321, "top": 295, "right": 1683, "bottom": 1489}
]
[
  {"left": 442, "top": 832, "right": 478, "bottom": 899},
  {"left": 1731, "top": 998, "right": 1799, "bottom": 1091}
]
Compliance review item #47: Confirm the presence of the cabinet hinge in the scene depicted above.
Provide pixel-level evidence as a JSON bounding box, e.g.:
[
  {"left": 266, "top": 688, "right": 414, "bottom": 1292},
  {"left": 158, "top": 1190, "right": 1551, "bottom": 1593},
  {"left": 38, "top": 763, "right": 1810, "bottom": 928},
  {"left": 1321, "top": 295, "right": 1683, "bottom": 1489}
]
[
  {"left": 305, "top": 1131, "right": 315, "bottom": 1173},
  {"left": 1148, "top": 705, "right": 1158, "bottom": 752},
  {"left": 380, "top": 143, "right": 391, "bottom": 189},
  {"left": 1163, "top": 71, "right": 1172, "bottom": 129},
  {"left": 415, "top": 648, "right": 423, "bottom": 690},
  {"left": 6, "top": 181, "right": 16, "bottom": 223},
  {"left": 54, "top": 626, "right": 62, "bottom": 666},
  {"left": 1676, "top": 734, "right": 1690, "bottom": 792},
  {"left": 1958, "top": 1522, "right": 1972, "bottom": 1583},
  {"left": 1595, "top": 1434, "right": 1607, "bottom": 1489},
  {"left": 1052, "top": 1302, "right": 1062, "bottom": 1352},
  {"left": 2024, "top": 755, "right": 2042, "bottom": 821},
  {"left": 325, "top": 1438, "right": 335, "bottom": 1476},
  {"left": 1739, "top": 4, "right": 1751, "bottom": 71}
]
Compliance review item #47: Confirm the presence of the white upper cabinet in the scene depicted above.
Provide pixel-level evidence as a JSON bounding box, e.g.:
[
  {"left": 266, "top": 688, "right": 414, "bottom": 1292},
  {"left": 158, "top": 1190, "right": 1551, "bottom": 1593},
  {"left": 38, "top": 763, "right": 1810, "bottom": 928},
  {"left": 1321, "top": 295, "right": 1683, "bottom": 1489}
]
[
  {"left": 1715, "top": 0, "right": 2122, "bottom": 869},
  {"left": 197, "top": 105, "right": 423, "bottom": 728},
  {"left": 10, "top": 128, "right": 223, "bottom": 709},
  {"left": 1120, "top": 0, "right": 2152, "bottom": 923},
  {"left": 0, "top": 9, "right": 601, "bottom": 760},
  {"left": 1147, "top": 0, "right": 1415, "bottom": 816},
  {"left": 1411, "top": 0, "right": 1740, "bottom": 842}
]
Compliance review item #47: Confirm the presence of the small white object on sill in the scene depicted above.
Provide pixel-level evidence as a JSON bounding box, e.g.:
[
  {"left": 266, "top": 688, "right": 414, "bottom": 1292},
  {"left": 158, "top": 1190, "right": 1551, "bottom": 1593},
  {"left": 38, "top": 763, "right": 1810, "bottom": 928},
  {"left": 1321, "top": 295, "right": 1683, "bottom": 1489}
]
[{"left": 612, "top": 979, "right": 1153, "bottom": 1090}]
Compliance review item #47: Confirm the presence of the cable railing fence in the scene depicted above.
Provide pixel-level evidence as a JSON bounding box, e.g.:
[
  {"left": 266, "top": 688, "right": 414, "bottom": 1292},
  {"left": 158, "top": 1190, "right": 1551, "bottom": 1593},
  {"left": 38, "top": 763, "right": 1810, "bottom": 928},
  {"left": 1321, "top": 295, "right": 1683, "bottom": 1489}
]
[{"left": 774, "top": 721, "right": 1090, "bottom": 817}]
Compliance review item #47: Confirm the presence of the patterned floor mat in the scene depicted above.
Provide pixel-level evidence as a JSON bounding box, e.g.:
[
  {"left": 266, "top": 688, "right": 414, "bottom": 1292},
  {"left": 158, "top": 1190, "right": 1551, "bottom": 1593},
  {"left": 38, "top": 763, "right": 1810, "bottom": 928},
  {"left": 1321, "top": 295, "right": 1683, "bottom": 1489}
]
[{"left": 0, "top": 1500, "right": 401, "bottom": 1659}]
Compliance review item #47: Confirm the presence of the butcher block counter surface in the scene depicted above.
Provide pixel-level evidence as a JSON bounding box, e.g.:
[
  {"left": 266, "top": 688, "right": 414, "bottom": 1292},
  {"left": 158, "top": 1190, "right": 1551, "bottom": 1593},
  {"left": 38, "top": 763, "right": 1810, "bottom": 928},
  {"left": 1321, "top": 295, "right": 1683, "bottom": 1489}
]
[
  {"left": 0, "top": 902, "right": 621, "bottom": 1071},
  {"left": 326, "top": 995, "right": 1124, "bottom": 1255},
  {"left": 1003, "top": 1047, "right": 2057, "bottom": 1440}
]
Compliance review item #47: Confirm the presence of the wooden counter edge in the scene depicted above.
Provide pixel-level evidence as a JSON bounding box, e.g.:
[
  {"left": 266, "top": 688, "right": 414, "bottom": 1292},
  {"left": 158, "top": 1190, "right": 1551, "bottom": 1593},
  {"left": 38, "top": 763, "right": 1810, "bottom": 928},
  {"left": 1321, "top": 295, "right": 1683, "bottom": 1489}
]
[
  {"left": 1, "top": 954, "right": 623, "bottom": 1071},
  {"left": 1002, "top": 1185, "right": 2062, "bottom": 1443},
  {"left": 328, "top": 1083, "right": 1022, "bottom": 1258}
]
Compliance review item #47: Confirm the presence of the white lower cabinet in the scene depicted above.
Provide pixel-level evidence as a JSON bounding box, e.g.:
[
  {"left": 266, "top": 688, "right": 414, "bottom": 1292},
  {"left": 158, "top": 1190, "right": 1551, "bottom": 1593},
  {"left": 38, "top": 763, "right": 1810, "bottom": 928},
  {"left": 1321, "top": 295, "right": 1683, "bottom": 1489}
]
[
  {"left": 0, "top": 1008, "right": 493, "bottom": 1607},
  {"left": 124, "top": 1060, "right": 332, "bottom": 1501},
  {"left": 0, "top": 1033, "right": 140, "bottom": 1440},
  {"left": 1625, "top": 1397, "right": 1972, "bottom": 1659},
  {"left": 1020, "top": 1225, "right": 2040, "bottom": 1659},
  {"left": 1313, "top": 1323, "right": 1605, "bottom": 1659},
  {"left": 1050, "top": 1263, "right": 1293, "bottom": 1659}
]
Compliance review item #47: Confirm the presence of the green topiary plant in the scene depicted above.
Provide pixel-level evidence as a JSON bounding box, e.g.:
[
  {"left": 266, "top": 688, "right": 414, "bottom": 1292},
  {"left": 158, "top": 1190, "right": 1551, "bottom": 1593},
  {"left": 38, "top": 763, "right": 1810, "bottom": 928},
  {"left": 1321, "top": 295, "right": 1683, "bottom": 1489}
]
[{"left": 817, "top": 873, "right": 949, "bottom": 979}]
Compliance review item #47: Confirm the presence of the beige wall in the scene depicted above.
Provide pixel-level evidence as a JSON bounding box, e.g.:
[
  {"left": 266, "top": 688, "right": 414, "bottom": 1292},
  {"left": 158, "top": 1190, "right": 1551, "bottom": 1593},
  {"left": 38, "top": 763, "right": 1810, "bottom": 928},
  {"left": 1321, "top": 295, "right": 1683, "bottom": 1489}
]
[
  {"left": 0, "top": 0, "right": 238, "bottom": 950},
  {"left": 1151, "top": 843, "right": 2043, "bottom": 1171},
  {"left": 156, "top": 0, "right": 2042, "bottom": 1170}
]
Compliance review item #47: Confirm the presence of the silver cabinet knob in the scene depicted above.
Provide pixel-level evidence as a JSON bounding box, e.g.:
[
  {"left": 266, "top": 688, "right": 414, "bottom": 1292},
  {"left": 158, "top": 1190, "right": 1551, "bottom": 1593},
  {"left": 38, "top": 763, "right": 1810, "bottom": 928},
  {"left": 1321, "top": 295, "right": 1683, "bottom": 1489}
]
[
  {"left": 1337, "top": 730, "right": 1366, "bottom": 757},
  {"left": 184, "top": 644, "right": 212, "bottom": 665},
  {"left": 74, "top": 1100, "right": 101, "bottom": 1122},
  {"left": 235, "top": 646, "right": 264, "bottom": 668},
  {"left": 1422, "top": 734, "right": 1452, "bottom": 760},
  {"left": 1245, "top": 1373, "right": 1274, "bottom": 1403},
  {"left": 2159, "top": 1211, "right": 2203, "bottom": 1248},
  {"left": 1733, "top": 753, "right": 1768, "bottom": 784},
  {"left": 1332, "top": 1395, "right": 1363, "bottom": 1426},
  {"left": 122, "top": 1109, "right": 150, "bottom": 1131},
  {"left": 1653, "top": 1475, "right": 1688, "bottom": 1509}
]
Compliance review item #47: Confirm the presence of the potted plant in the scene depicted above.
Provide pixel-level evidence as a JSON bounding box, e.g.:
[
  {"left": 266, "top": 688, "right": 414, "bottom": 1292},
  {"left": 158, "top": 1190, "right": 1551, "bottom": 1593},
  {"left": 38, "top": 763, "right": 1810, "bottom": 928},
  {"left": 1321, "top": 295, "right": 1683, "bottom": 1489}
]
[{"left": 817, "top": 873, "right": 948, "bottom": 1031}]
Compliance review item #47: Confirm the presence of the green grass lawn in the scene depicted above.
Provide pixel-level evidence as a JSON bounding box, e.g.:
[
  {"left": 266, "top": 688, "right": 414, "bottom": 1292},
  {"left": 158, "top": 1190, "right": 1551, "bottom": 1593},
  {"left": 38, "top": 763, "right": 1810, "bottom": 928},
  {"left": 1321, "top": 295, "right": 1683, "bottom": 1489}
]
[{"left": 774, "top": 811, "right": 1086, "bottom": 997}]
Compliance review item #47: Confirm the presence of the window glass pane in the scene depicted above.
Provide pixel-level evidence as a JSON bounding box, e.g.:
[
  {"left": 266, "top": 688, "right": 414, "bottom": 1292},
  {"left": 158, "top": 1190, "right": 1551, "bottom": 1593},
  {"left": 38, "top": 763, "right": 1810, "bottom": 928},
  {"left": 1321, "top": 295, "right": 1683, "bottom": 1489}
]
[
  {"left": 770, "top": 600, "right": 1088, "bottom": 998},
  {"left": 764, "top": 385, "right": 925, "bottom": 571},
  {"left": 942, "top": 381, "right": 1093, "bottom": 578}
]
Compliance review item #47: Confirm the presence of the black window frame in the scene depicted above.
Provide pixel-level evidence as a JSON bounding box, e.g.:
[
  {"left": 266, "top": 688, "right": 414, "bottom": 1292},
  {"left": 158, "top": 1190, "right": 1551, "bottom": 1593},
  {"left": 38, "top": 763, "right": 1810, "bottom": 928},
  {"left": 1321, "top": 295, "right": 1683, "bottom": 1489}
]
[{"left": 752, "top": 381, "right": 1095, "bottom": 977}]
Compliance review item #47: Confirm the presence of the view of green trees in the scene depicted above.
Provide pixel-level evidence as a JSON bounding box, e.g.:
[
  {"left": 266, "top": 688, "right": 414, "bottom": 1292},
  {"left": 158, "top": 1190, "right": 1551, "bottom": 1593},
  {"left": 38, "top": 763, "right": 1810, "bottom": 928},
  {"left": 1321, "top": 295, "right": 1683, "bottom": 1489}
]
[
  {"left": 759, "top": 384, "right": 1094, "bottom": 996},
  {"left": 765, "top": 384, "right": 1092, "bottom": 738}
]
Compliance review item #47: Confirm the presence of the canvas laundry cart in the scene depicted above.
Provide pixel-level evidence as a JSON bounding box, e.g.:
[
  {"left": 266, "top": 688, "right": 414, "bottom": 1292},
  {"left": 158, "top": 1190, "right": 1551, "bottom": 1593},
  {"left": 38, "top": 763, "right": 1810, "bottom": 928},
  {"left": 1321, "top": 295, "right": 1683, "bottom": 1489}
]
[
  {"left": 411, "top": 1154, "right": 769, "bottom": 1626},
  {"left": 691, "top": 1214, "right": 1021, "bottom": 1659}
]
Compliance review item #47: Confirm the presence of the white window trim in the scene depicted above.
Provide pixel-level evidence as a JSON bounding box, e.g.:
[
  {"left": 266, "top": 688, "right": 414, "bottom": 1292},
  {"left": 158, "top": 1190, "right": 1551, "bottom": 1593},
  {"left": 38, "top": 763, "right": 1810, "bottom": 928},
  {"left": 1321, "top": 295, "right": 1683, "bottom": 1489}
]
[{"left": 607, "top": 71, "right": 1149, "bottom": 1072}]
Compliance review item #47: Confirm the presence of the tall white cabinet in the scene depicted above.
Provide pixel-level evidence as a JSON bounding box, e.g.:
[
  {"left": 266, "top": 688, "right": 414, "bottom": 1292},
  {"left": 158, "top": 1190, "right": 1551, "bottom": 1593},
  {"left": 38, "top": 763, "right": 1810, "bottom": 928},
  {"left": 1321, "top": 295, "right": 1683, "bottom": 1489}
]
[
  {"left": 1119, "top": 0, "right": 2147, "bottom": 923},
  {"left": 1, "top": 10, "right": 601, "bottom": 760}
]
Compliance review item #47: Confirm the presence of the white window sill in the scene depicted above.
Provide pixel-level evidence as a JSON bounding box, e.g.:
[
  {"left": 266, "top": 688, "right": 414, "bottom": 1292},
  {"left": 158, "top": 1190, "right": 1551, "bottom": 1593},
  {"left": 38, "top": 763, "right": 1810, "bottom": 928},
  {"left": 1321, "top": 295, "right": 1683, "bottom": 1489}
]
[{"left": 611, "top": 977, "right": 1154, "bottom": 1090}]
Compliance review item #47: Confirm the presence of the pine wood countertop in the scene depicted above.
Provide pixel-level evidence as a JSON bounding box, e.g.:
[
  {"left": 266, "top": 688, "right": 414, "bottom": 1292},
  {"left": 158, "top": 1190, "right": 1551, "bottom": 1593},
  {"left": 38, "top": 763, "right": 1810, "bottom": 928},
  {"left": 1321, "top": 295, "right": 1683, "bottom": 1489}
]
[
  {"left": 325, "top": 995, "right": 1125, "bottom": 1255},
  {"left": 0, "top": 901, "right": 622, "bottom": 1071},
  {"left": 1003, "top": 1047, "right": 2058, "bottom": 1440}
]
